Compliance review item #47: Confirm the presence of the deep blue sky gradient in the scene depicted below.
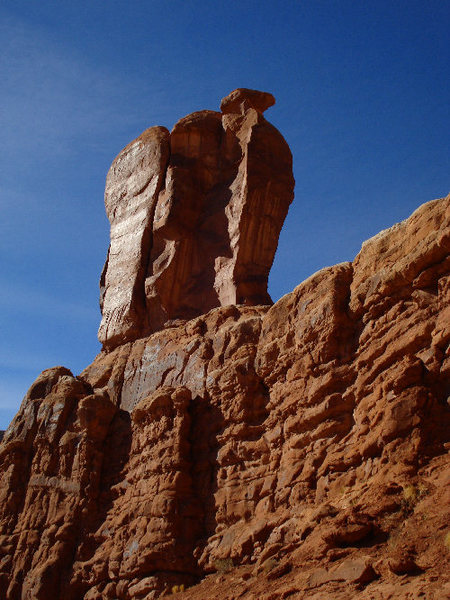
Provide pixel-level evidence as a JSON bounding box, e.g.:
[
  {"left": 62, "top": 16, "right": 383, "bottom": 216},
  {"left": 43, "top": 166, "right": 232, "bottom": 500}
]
[{"left": 1, "top": 1, "right": 449, "bottom": 428}]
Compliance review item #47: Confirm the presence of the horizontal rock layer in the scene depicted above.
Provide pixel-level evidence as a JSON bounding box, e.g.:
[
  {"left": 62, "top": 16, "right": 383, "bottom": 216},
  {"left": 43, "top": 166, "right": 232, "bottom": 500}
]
[{"left": 0, "top": 194, "right": 449, "bottom": 599}]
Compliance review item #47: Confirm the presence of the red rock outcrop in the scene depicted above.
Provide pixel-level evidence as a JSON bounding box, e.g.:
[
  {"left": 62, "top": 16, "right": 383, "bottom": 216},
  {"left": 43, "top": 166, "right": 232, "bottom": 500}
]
[
  {"left": 98, "top": 89, "right": 294, "bottom": 350},
  {"left": 0, "top": 90, "right": 449, "bottom": 599}
]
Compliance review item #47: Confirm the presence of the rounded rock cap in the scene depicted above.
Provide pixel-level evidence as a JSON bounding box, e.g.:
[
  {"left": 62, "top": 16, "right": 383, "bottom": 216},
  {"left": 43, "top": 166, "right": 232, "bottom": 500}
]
[{"left": 220, "top": 88, "right": 275, "bottom": 115}]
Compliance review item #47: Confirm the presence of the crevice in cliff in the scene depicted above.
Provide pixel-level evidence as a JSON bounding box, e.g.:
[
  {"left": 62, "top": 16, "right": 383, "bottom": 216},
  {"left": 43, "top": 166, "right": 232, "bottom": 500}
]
[
  {"left": 99, "top": 245, "right": 110, "bottom": 315},
  {"left": 187, "top": 394, "right": 224, "bottom": 573},
  {"left": 63, "top": 409, "right": 133, "bottom": 600},
  {"left": 141, "top": 141, "right": 171, "bottom": 336}
]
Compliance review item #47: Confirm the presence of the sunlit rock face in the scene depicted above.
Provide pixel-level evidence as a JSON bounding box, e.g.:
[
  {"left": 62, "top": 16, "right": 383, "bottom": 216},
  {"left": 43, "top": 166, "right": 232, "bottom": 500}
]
[
  {"left": 98, "top": 126, "right": 170, "bottom": 350},
  {"left": 98, "top": 88, "right": 295, "bottom": 350}
]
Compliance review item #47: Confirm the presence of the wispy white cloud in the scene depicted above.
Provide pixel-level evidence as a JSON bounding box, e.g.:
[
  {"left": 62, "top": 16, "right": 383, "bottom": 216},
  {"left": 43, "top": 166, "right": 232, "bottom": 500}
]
[
  {"left": 0, "top": 13, "right": 170, "bottom": 161},
  {"left": 0, "top": 377, "right": 28, "bottom": 410},
  {"left": 0, "top": 278, "right": 98, "bottom": 322},
  {"left": 0, "top": 346, "right": 61, "bottom": 373},
  {"left": 0, "top": 185, "right": 30, "bottom": 211},
  {"left": 0, "top": 375, "right": 36, "bottom": 429}
]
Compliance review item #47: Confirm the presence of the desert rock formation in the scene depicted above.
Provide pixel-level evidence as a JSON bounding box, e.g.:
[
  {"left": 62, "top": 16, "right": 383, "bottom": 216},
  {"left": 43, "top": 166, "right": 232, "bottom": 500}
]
[
  {"left": 0, "top": 90, "right": 449, "bottom": 600},
  {"left": 98, "top": 88, "right": 294, "bottom": 350}
]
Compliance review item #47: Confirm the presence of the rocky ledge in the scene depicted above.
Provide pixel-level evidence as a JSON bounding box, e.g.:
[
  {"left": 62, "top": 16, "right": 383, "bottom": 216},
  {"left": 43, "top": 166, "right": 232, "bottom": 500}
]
[{"left": 0, "top": 90, "right": 449, "bottom": 600}]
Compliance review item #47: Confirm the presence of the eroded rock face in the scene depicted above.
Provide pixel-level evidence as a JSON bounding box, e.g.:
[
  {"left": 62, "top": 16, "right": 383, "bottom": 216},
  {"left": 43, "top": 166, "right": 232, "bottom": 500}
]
[
  {"left": 98, "top": 126, "right": 170, "bottom": 349},
  {"left": 0, "top": 194, "right": 449, "bottom": 599},
  {"left": 98, "top": 89, "right": 295, "bottom": 350}
]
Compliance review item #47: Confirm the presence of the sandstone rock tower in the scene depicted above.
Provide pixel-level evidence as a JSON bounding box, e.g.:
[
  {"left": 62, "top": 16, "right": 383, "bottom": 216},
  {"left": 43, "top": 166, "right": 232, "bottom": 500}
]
[{"left": 98, "top": 88, "right": 295, "bottom": 350}]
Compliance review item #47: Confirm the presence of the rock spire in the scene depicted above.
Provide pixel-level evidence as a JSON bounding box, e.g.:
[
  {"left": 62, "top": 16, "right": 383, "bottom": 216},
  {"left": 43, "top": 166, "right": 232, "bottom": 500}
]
[{"left": 98, "top": 88, "right": 295, "bottom": 350}]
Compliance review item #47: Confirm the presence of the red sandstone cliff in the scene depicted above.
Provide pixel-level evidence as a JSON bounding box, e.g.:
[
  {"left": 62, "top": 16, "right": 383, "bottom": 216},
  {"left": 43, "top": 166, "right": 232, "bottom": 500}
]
[{"left": 0, "top": 90, "right": 449, "bottom": 600}]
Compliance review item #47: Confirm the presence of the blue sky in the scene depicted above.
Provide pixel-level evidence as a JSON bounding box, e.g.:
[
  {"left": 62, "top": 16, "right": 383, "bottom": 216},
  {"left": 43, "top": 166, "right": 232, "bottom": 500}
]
[{"left": 1, "top": 1, "right": 449, "bottom": 429}]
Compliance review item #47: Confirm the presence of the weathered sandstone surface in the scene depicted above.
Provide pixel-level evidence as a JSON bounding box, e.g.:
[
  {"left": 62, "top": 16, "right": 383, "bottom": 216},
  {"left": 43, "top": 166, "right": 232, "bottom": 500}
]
[
  {"left": 98, "top": 88, "right": 294, "bottom": 350},
  {"left": 0, "top": 90, "right": 449, "bottom": 600}
]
